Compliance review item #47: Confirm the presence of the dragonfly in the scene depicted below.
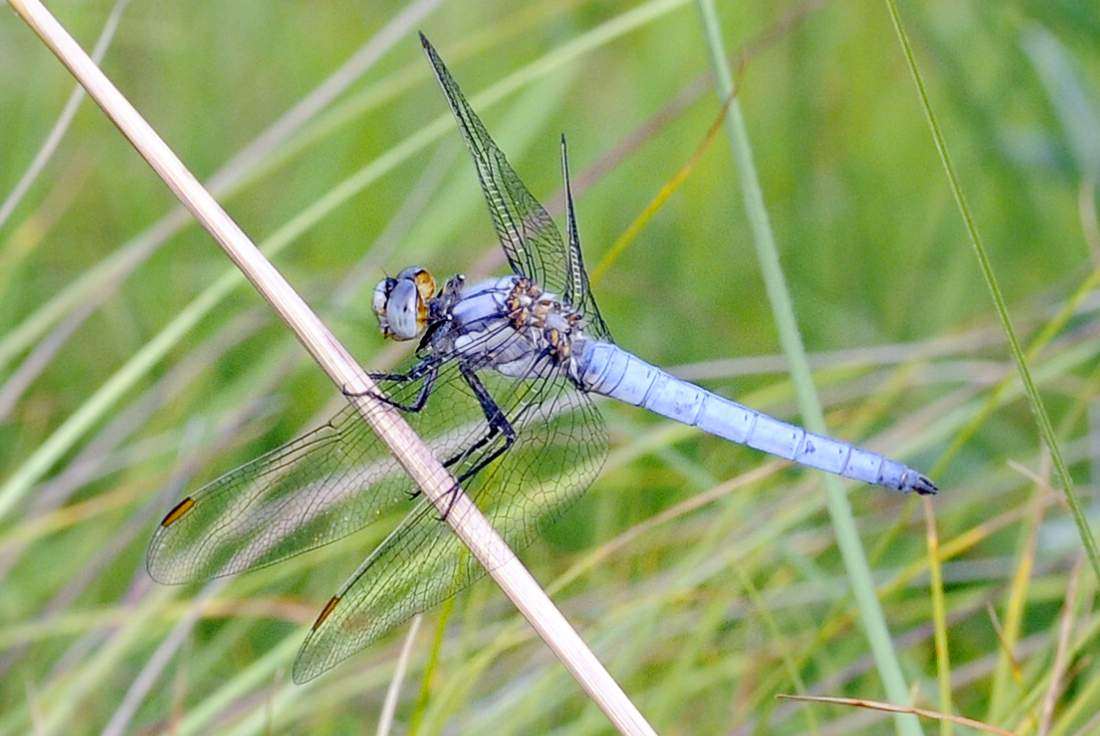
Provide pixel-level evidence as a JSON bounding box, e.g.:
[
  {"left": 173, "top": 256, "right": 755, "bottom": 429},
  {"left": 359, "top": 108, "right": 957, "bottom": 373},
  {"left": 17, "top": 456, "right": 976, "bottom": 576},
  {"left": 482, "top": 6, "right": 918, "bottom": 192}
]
[{"left": 147, "top": 33, "right": 937, "bottom": 684}]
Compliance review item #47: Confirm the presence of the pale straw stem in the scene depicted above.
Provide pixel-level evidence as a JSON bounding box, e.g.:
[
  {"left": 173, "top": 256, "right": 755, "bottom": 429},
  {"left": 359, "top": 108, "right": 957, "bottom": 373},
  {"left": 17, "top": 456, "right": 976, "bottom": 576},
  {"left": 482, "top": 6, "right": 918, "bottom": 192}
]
[
  {"left": 7, "top": 1, "right": 654, "bottom": 732},
  {"left": 376, "top": 614, "right": 422, "bottom": 736}
]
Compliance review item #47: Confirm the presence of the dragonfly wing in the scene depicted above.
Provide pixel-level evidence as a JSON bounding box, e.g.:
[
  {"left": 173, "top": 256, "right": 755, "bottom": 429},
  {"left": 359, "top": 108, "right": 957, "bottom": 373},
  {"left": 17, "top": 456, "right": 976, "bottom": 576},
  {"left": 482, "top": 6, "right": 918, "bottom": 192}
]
[
  {"left": 419, "top": 33, "right": 570, "bottom": 298},
  {"left": 421, "top": 33, "right": 610, "bottom": 339},
  {"left": 146, "top": 358, "right": 501, "bottom": 585},
  {"left": 293, "top": 368, "right": 606, "bottom": 683},
  {"left": 560, "top": 134, "right": 611, "bottom": 341}
]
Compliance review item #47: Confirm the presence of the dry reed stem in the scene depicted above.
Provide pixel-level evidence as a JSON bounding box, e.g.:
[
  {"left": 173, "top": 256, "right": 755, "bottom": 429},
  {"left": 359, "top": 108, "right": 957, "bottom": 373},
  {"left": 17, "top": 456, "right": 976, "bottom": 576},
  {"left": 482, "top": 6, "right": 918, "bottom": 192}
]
[
  {"left": 376, "top": 614, "right": 422, "bottom": 736},
  {"left": 776, "top": 695, "right": 1015, "bottom": 736},
  {"left": 1038, "top": 554, "right": 1083, "bottom": 736},
  {"left": 7, "top": 1, "right": 653, "bottom": 732}
]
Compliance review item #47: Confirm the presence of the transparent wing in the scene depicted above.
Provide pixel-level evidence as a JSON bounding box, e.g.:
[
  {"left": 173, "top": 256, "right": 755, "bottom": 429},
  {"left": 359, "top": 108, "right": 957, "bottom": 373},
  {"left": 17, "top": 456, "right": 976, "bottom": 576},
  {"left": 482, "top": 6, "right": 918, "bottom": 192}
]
[
  {"left": 420, "top": 33, "right": 611, "bottom": 340},
  {"left": 293, "top": 365, "right": 606, "bottom": 683},
  {"left": 560, "top": 135, "right": 611, "bottom": 340},
  {"left": 147, "top": 402, "right": 395, "bottom": 584},
  {"left": 147, "top": 341, "right": 526, "bottom": 585}
]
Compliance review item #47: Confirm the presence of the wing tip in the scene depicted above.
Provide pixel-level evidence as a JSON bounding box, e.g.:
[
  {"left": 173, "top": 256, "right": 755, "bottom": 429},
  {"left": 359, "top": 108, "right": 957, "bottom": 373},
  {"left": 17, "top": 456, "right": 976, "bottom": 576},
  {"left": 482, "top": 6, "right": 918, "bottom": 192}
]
[
  {"left": 145, "top": 552, "right": 184, "bottom": 586},
  {"left": 291, "top": 659, "right": 320, "bottom": 686},
  {"left": 293, "top": 598, "right": 346, "bottom": 685}
]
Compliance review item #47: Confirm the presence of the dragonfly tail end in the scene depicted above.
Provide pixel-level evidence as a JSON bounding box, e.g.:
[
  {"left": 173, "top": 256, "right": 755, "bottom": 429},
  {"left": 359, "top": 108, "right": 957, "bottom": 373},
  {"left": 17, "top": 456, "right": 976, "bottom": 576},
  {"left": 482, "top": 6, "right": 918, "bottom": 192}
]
[{"left": 909, "top": 473, "right": 938, "bottom": 496}]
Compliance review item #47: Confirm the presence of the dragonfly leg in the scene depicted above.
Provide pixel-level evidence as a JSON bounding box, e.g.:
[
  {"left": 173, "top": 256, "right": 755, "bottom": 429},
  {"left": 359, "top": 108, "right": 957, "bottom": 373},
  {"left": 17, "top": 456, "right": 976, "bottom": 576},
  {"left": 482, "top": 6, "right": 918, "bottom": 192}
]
[
  {"left": 435, "top": 364, "right": 517, "bottom": 521},
  {"left": 343, "top": 356, "right": 436, "bottom": 394},
  {"left": 342, "top": 360, "right": 439, "bottom": 413}
]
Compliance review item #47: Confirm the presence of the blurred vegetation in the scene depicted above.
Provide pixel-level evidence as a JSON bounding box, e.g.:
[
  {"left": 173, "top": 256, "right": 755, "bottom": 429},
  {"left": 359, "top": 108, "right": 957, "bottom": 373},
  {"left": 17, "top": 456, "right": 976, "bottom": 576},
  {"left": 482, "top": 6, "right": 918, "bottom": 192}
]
[{"left": 2, "top": 0, "right": 1100, "bottom": 733}]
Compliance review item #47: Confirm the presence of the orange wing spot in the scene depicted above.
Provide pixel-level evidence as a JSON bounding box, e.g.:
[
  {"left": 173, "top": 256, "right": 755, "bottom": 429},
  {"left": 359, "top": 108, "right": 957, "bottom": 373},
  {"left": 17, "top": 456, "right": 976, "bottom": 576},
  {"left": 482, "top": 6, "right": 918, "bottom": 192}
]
[
  {"left": 160, "top": 497, "right": 195, "bottom": 527},
  {"left": 312, "top": 595, "right": 341, "bottom": 630}
]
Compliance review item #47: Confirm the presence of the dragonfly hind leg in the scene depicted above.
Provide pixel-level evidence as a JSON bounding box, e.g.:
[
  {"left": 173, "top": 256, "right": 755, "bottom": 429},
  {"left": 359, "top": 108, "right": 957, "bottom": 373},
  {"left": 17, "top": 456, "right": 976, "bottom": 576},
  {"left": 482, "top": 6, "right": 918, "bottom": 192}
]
[{"left": 435, "top": 364, "right": 517, "bottom": 520}]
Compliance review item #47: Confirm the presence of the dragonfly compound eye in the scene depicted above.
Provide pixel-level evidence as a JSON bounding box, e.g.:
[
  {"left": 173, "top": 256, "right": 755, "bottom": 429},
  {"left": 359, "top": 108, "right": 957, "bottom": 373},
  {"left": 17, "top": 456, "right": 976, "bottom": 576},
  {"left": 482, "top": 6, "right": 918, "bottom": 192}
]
[
  {"left": 385, "top": 276, "right": 428, "bottom": 340},
  {"left": 372, "top": 277, "right": 399, "bottom": 337},
  {"left": 372, "top": 278, "right": 394, "bottom": 318}
]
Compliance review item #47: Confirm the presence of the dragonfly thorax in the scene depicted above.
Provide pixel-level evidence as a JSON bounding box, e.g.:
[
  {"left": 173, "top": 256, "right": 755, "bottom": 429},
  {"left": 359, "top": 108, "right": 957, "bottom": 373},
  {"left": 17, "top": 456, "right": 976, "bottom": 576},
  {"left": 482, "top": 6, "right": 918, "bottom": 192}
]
[
  {"left": 504, "top": 277, "right": 585, "bottom": 363},
  {"left": 417, "top": 274, "right": 588, "bottom": 381}
]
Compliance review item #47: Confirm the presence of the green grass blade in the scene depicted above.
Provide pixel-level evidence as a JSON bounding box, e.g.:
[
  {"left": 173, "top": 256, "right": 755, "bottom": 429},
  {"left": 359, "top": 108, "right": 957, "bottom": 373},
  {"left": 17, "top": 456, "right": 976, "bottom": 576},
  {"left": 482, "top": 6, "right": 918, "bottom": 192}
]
[
  {"left": 695, "top": 2, "right": 923, "bottom": 733},
  {"left": 0, "top": 0, "right": 689, "bottom": 524},
  {"left": 923, "top": 500, "right": 954, "bottom": 736},
  {"left": 883, "top": 0, "right": 1100, "bottom": 587}
]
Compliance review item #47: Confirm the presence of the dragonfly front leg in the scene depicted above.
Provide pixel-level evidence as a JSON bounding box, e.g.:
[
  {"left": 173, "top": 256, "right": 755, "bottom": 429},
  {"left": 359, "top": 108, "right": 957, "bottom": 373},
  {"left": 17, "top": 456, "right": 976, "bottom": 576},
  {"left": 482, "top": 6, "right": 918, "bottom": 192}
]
[
  {"left": 436, "top": 363, "right": 517, "bottom": 520},
  {"left": 343, "top": 359, "right": 440, "bottom": 413}
]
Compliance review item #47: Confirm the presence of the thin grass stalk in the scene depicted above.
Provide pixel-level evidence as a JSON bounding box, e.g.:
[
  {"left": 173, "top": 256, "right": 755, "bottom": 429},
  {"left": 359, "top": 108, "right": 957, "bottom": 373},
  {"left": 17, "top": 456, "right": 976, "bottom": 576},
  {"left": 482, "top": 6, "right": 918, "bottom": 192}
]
[
  {"left": 0, "top": 0, "right": 131, "bottom": 230},
  {"left": 590, "top": 88, "right": 734, "bottom": 286},
  {"left": 409, "top": 596, "right": 454, "bottom": 736},
  {"left": 376, "top": 614, "right": 422, "bottom": 736},
  {"left": 0, "top": 0, "right": 437, "bottom": 373},
  {"left": 694, "top": 2, "right": 922, "bottom": 733},
  {"left": 7, "top": 2, "right": 654, "bottom": 732},
  {"left": 922, "top": 499, "right": 953, "bottom": 736},
  {"left": 1046, "top": 665, "right": 1100, "bottom": 736},
  {"left": 735, "top": 565, "right": 819, "bottom": 735},
  {"left": 882, "top": 0, "right": 1100, "bottom": 585},
  {"left": 1038, "top": 555, "right": 1083, "bottom": 736},
  {"left": 986, "top": 481, "right": 1043, "bottom": 722},
  {"left": 932, "top": 262, "right": 1100, "bottom": 475},
  {"left": 776, "top": 695, "right": 1016, "bottom": 736}
]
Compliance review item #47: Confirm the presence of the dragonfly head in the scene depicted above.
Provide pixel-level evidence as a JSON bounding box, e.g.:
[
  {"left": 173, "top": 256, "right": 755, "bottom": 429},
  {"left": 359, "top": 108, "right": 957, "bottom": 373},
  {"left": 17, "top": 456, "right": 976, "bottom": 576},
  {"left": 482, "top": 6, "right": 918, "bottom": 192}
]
[{"left": 373, "top": 267, "right": 436, "bottom": 340}]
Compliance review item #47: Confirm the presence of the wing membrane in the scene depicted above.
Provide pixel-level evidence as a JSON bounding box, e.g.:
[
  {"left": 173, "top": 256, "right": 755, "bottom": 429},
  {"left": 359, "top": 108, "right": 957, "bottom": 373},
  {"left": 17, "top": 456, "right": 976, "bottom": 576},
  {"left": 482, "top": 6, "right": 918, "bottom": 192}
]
[
  {"left": 294, "top": 366, "right": 605, "bottom": 682},
  {"left": 420, "top": 33, "right": 611, "bottom": 339},
  {"left": 147, "top": 403, "right": 394, "bottom": 584},
  {"left": 147, "top": 337, "right": 527, "bottom": 585},
  {"left": 560, "top": 135, "right": 611, "bottom": 339}
]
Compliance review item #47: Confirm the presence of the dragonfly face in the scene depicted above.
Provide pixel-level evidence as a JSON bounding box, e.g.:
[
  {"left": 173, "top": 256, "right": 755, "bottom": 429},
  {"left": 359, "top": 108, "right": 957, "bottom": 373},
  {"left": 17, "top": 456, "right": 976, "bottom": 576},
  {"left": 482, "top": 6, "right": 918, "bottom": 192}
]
[{"left": 372, "top": 266, "right": 436, "bottom": 340}]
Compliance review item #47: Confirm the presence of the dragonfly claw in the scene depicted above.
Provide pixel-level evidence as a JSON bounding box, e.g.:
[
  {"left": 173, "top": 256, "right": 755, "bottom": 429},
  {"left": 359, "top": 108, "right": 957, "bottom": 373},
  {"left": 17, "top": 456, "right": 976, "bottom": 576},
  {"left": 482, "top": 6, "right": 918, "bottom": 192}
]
[
  {"left": 434, "top": 482, "right": 463, "bottom": 522},
  {"left": 909, "top": 474, "right": 938, "bottom": 496}
]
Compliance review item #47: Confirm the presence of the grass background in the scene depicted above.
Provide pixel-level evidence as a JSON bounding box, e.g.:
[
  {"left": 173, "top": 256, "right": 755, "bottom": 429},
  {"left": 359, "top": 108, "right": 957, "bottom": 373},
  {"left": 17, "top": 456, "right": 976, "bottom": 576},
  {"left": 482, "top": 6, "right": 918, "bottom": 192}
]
[{"left": 2, "top": 0, "right": 1100, "bottom": 733}]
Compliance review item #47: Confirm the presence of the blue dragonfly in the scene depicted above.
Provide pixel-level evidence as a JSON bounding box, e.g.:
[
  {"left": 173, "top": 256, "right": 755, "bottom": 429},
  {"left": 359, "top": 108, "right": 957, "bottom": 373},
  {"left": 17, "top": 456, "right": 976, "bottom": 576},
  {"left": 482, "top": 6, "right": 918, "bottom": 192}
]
[{"left": 148, "top": 33, "right": 936, "bottom": 683}]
